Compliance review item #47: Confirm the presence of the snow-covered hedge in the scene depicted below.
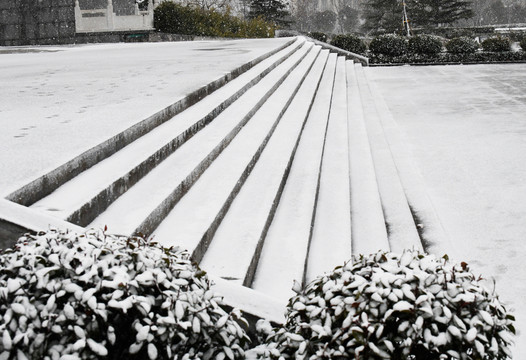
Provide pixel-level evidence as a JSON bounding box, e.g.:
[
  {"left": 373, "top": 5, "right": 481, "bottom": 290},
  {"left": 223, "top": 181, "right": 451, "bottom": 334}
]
[
  {"left": 252, "top": 250, "right": 515, "bottom": 359},
  {"left": 408, "top": 35, "right": 443, "bottom": 56},
  {"left": 330, "top": 34, "right": 367, "bottom": 55},
  {"left": 0, "top": 229, "right": 249, "bottom": 359},
  {"left": 369, "top": 34, "right": 408, "bottom": 57},
  {"left": 445, "top": 37, "right": 479, "bottom": 55},
  {"left": 481, "top": 37, "right": 511, "bottom": 52},
  {"left": 307, "top": 32, "right": 328, "bottom": 43}
]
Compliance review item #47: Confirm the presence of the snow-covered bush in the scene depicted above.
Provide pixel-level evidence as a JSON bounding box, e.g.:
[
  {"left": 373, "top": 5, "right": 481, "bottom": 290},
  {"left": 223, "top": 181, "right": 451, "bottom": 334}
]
[
  {"left": 154, "top": 2, "right": 275, "bottom": 38},
  {"left": 369, "top": 34, "right": 408, "bottom": 56},
  {"left": 481, "top": 37, "right": 511, "bottom": 52},
  {"left": 408, "top": 35, "right": 443, "bottom": 56},
  {"left": 330, "top": 34, "right": 367, "bottom": 55},
  {"left": 253, "top": 250, "right": 515, "bottom": 359},
  {"left": 0, "top": 229, "right": 249, "bottom": 359},
  {"left": 308, "top": 32, "right": 328, "bottom": 43},
  {"left": 445, "top": 37, "right": 479, "bottom": 54}
]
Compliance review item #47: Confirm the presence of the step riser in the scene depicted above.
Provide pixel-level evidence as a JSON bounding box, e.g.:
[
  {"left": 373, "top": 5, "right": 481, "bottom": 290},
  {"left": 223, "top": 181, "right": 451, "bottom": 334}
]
[
  {"left": 65, "top": 41, "right": 305, "bottom": 228},
  {"left": 7, "top": 38, "right": 298, "bottom": 208},
  {"left": 132, "top": 46, "right": 314, "bottom": 240}
]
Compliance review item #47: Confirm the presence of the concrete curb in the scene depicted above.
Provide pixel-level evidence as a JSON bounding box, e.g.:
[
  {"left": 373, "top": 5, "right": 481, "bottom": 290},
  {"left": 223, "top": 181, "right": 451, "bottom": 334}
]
[{"left": 0, "top": 199, "right": 84, "bottom": 248}]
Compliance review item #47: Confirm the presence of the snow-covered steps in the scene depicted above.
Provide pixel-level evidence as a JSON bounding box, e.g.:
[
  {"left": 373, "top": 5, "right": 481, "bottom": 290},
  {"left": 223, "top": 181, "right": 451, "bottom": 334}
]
[
  {"left": 200, "top": 51, "right": 335, "bottom": 292},
  {"left": 250, "top": 55, "right": 346, "bottom": 300},
  {"left": 29, "top": 38, "right": 307, "bottom": 227},
  {"left": 359, "top": 66, "right": 450, "bottom": 255},
  {"left": 151, "top": 47, "right": 326, "bottom": 258},
  {"left": 346, "top": 61, "right": 390, "bottom": 255},
  {"left": 86, "top": 43, "right": 319, "bottom": 238},
  {"left": 353, "top": 63, "right": 423, "bottom": 252},
  {"left": 305, "top": 56, "right": 353, "bottom": 284}
]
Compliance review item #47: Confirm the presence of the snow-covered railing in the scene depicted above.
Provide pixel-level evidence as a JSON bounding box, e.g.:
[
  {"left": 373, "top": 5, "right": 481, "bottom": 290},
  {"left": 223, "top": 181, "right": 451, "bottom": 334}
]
[{"left": 74, "top": 0, "right": 157, "bottom": 33}]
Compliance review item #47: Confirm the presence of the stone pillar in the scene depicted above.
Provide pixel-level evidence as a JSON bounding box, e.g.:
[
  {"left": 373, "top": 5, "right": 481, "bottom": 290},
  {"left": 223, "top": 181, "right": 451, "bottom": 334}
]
[
  {"left": 146, "top": 0, "right": 154, "bottom": 28},
  {"left": 106, "top": 0, "right": 114, "bottom": 30},
  {"left": 74, "top": 0, "right": 83, "bottom": 31}
]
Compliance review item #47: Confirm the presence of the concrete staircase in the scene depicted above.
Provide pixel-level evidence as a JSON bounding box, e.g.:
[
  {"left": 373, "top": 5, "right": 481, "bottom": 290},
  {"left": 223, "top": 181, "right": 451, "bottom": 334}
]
[{"left": 2, "top": 36, "right": 448, "bottom": 320}]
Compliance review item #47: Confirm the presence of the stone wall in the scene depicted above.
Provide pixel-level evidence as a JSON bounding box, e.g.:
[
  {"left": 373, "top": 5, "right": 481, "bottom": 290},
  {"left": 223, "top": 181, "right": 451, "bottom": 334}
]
[{"left": 0, "top": 0, "right": 76, "bottom": 46}]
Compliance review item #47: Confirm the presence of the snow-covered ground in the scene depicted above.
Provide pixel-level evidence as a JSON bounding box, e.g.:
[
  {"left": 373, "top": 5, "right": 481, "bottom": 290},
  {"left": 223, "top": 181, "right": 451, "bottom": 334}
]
[
  {"left": 367, "top": 64, "right": 526, "bottom": 358},
  {"left": 0, "top": 38, "right": 291, "bottom": 197}
]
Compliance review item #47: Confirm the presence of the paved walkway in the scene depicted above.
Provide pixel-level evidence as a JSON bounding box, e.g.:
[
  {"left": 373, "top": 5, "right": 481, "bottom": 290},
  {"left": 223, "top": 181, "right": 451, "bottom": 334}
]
[
  {"left": 0, "top": 38, "right": 292, "bottom": 197},
  {"left": 367, "top": 64, "right": 526, "bottom": 357}
]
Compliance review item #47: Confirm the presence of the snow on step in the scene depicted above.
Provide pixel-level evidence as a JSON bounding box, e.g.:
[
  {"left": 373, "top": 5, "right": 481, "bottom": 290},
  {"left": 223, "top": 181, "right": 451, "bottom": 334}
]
[
  {"left": 346, "top": 61, "right": 389, "bottom": 255},
  {"left": 201, "top": 51, "right": 335, "bottom": 289},
  {"left": 88, "top": 42, "right": 315, "bottom": 236},
  {"left": 150, "top": 45, "right": 324, "bottom": 257},
  {"left": 30, "top": 38, "right": 305, "bottom": 226},
  {"left": 245, "top": 53, "right": 331, "bottom": 301},
  {"left": 362, "top": 69, "right": 448, "bottom": 254},
  {"left": 354, "top": 63, "right": 422, "bottom": 252},
  {"left": 305, "top": 56, "right": 352, "bottom": 284}
]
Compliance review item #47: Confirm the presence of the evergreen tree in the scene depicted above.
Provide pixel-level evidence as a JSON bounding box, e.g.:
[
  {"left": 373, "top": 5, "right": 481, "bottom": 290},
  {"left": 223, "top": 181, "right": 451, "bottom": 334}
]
[
  {"left": 310, "top": 10, "right": 337, "bottom": 33},
  {"left": 337, "top": 4, "right": 360, "bottom": 33},
  {"left": 410, "top": 0, "right": 473, "bottom": 27},
  {"left": 362, "top": 0, "right": 403, "bottom": 34},
  {"left": 362, "top": 0, "right": 473, "bottom": 33},
  {"left": 248, "top": 0, "right": 291, "bottom": 26}
]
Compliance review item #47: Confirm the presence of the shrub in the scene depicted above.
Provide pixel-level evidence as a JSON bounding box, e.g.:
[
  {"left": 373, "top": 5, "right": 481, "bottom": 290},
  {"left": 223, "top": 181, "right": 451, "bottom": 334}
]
[
  {"left": 0, "top": 229, "right": 250, "bottom": 359},
  {"left": 154, "top": 2, "right": 275, "bottom": 38},
  {"left": 482, "top": 37, "right": 511, "bottom": 52},
  {"left": 307, "top": 32, "right": 328, "bottom": 42},
  {"left": 252, "top": 249, "right": 515, "bottom": 359},
  {"left": 445, "top": 37, "right": 479, "bottom": 54},
  {"left": 369, "top": 34, "right": 408, "bottom": 56},
  {"left": 330, "top": 34, "right": 367, "bottom": 55},
  {"left": 521, "top": 36, "right": 526, "bottom": 51},
  {"left": 408, "top": 34, "right": 443, "bottom": 56}
]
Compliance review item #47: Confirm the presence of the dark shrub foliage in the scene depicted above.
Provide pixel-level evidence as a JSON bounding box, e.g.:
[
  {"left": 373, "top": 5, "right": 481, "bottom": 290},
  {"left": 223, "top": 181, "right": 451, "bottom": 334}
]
[
  {"left": 521, "top": 36, "right": 526, "bottom": 51},
  {"left": 445, "top": 37, "right": 479, "bottom": 54},
  {"left": 330, "top": 34, "right": 367, "bottom": 54},
  {"left": 0, "top": 229, "right": 250, "bottom": 359},
  {"left": 154, "top": 2, "right": 275, "bottom": 38},
  {"left": 307, "top": 32, "right": 328, "bottom": 42},
  {"left": 408, "top": 34, "right": 443, "bottom": 55},
  {"left": 369, "top": 34, "right": 408, "bottom": 56},
  {"left": 481, "top": 37, "right": 511, "bottom": 52}
]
